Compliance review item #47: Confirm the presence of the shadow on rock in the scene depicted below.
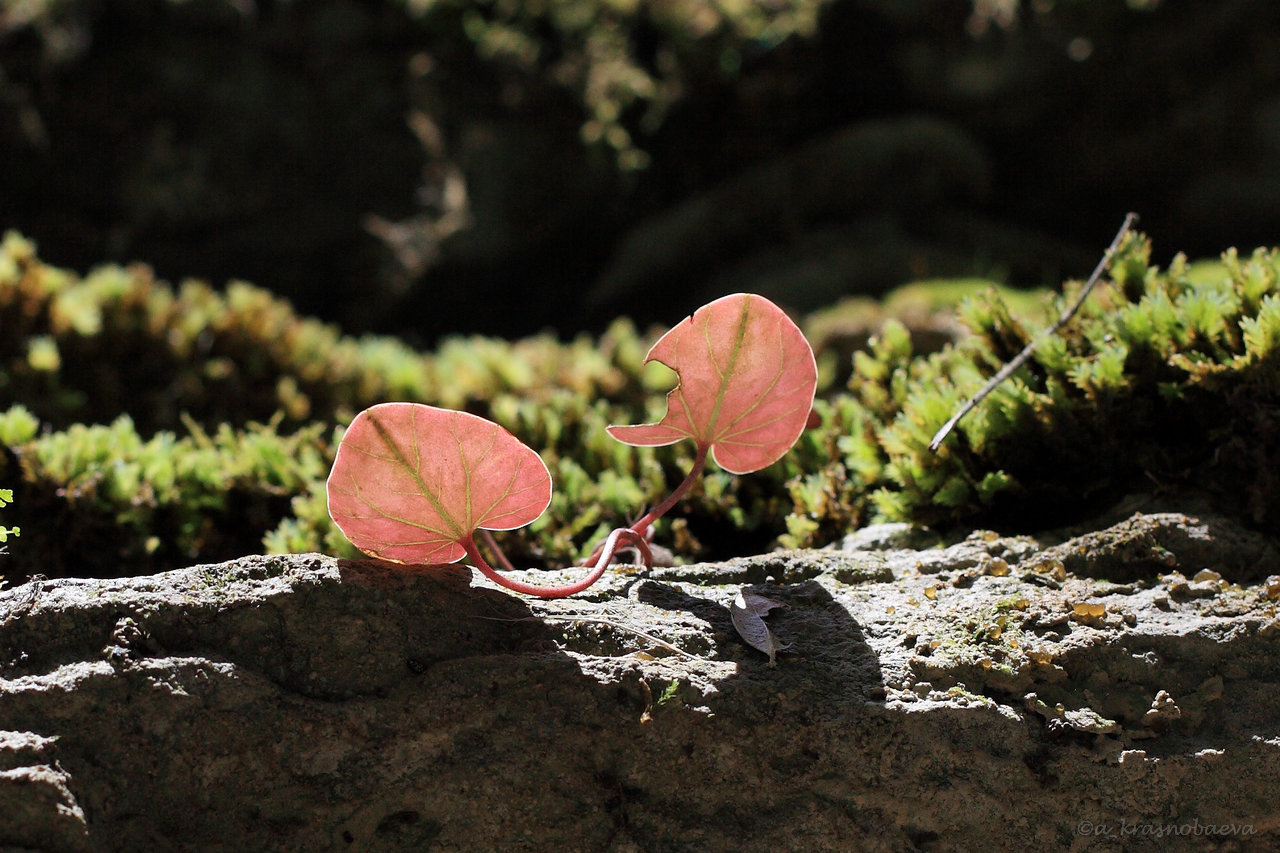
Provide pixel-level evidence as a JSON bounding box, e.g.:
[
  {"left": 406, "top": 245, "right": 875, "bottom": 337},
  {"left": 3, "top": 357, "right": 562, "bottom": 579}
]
[
  {"left": 636, "top": 577, "right": 885, "bottom": 722},
  {"left": 0, "top": 554, "right": 558, "bottom": 701}
]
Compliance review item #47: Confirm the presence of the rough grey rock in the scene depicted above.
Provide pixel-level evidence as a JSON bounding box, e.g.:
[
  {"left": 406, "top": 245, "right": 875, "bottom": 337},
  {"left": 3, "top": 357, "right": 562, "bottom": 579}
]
[{"left": 2, "top": 512, "right": 1279, "bottom": 852}]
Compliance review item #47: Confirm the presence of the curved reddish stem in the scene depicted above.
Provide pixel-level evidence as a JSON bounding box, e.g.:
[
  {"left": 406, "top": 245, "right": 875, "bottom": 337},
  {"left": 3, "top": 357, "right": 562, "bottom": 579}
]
[
  {"left": 615, "top": 527, "right": 654, "bottom": 568},
  {"left": 578, "top": 522, "right": 654, "bottom": 570},
  {"left": 463, "top": 527, "right": 650, "bottom": 599},
  {"left": 577, "top": 444, "right": 709, "bottom": 569},
  {"left": 478, "top": 528, "right": 516, "bottom": 572},
  {"left": 630, "top": 444, "right": 708, "bottom": 538}
]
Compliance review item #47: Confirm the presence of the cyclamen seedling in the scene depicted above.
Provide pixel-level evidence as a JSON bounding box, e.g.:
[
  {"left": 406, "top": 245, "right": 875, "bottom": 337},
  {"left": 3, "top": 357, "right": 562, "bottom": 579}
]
[{"left": 326, "top": 293, "right": 818, "bottom": 597}]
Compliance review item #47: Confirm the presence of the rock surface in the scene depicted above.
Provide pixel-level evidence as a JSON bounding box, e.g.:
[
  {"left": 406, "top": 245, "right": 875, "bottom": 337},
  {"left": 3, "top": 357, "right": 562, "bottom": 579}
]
[{"left": 2, "top": 511, "right": 1279, "bottom": 851}]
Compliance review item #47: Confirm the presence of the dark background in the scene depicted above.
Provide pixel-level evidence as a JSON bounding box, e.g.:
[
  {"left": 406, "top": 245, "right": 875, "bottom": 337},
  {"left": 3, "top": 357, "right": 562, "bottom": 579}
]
[{"left": 2, "top": 0, "right": 1278, "bottom": 346}]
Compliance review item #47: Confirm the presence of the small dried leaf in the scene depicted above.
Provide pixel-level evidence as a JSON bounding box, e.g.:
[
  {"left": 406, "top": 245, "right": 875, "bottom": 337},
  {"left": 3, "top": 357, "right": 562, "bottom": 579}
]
[
  {"left": 730, "top": 590, "right": 789, "bottom": 665},
  {"left": 739, "top": 591, "right": 787, "bottom": 617}
]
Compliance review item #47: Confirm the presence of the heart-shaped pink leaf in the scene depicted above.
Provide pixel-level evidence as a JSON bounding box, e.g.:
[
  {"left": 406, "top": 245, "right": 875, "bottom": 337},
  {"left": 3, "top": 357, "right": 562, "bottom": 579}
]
[
  {"left": 607, "top": 293, "right": 817, "bottom": 474},
  {"left": 327, "top": 402, "right": 552, "bottom": 565}
]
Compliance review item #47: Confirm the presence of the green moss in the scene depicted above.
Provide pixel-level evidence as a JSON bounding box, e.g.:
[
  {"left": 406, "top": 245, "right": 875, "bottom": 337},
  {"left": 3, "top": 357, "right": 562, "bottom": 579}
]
[
  {"left": 2, "top": 407, "right": 331, "bottom": 576},
  {"left": 0, "top": 231, "right": 667, "bottom": 436},
  {"left": 817, "top": 233, "right": 1280, "bottom": 533},
  {"left": 2, "top": 228, "right": 1278, "bottom": 579}
]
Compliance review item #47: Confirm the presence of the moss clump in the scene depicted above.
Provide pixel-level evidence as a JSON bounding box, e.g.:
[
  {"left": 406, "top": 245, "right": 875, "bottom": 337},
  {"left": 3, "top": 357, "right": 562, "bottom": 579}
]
[
  {"left": 0, "top": 405, "right": 331, "bottom": 576},
  {"left": 2, "top": 228, "right": 1278, "bottom": 581},
  {"left": 783, "top": 231, "right": 1280, "bottom": 542},
  {"left": 0, "top": 231, "right": 655, "bottom": 434}
]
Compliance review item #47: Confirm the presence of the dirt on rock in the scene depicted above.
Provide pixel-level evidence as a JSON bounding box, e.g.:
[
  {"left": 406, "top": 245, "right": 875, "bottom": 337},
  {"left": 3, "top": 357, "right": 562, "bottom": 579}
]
[{"left": 2, "top": 511, "right": 1278, "bottom": 851}]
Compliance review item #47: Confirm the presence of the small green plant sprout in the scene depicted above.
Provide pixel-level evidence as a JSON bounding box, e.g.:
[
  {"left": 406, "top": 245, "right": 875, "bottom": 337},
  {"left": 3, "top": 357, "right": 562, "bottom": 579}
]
[
  {"left": 326, "top": 293, "right": 818, "bottom": 597},
  {"left": 0, "top": 488, "right": 18, "bottom": 545}
]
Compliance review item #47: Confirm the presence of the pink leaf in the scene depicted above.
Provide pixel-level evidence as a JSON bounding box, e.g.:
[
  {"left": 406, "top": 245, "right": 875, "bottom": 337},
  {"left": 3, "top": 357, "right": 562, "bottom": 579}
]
[
  {"left": 607, "top": 293, "right": 818, "bottom": 474},
  {"left": 327, "top": 403, "right": 552, "bottom": 565}
]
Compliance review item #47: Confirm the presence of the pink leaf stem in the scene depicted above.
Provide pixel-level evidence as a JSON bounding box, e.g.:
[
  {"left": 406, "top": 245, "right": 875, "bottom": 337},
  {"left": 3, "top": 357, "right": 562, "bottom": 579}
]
[{"left": 464, "top": 526, "right": 651, "bottom": 599}]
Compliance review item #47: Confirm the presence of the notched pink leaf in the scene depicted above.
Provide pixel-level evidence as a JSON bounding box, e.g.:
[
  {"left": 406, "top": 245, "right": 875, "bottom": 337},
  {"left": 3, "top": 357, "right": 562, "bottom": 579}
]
[
  {"left": 327, "top": 402, "right": 552, "bottom": 565},
  {"left": 607, "top": 293, "right": 818, "bottom": 474}
]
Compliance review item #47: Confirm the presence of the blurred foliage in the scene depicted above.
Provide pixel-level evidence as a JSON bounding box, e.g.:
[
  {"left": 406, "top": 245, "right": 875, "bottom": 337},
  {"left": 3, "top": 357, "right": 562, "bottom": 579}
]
[
  {"left": 2, "top": 228, "right": 1278, "bottom": 582},
  {"left": 397, "top": 0, "right": 829, "bottom": 170},
  {"left": 1, "top": 0, "right": 830, "bottom": 169},
  {"left": 3, "top": 0, "right": 1278, "bottom": 345}
]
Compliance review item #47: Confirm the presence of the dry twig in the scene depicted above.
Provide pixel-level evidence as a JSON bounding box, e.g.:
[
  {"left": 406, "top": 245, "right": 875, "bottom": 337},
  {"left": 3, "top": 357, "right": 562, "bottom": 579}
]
[{"left": 929, "top": 212, "right": 1139, "bottom": 451}]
